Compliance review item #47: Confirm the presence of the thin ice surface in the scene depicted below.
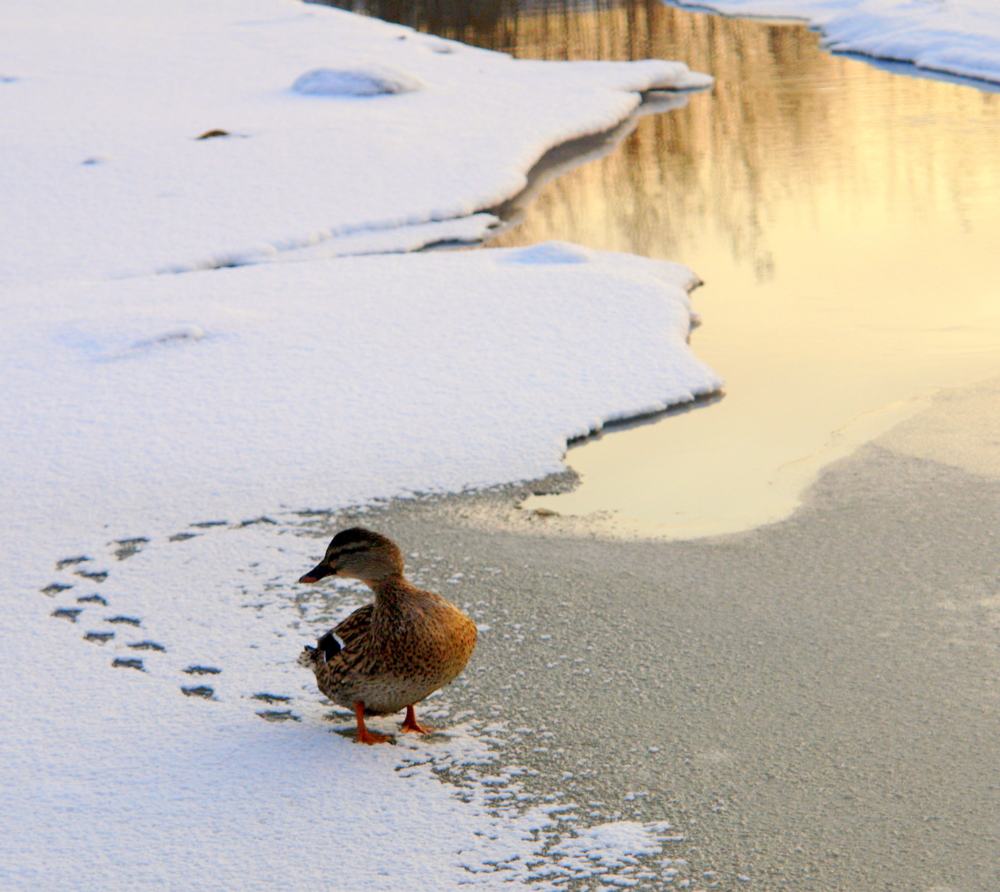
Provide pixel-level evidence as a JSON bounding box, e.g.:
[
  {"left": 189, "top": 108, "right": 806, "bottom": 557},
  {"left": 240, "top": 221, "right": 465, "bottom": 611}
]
[
  {"left": 0, "top": 0, "right": 710, "bottom": 287},
  {"left": 673, "top": 0, "right": 1000, "bottom": 86}
]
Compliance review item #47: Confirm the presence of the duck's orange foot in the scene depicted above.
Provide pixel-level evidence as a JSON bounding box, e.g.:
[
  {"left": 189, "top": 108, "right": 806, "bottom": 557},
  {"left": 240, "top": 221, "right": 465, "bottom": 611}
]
[
  {"left": 400, "top": 704, "right": 433, "bottom": 735},
  {"left": 356, "top": 726, "right": 392, "bottom": 745},
  {"left": 353, "top": 701, "right": 392, "bottom": 745}
]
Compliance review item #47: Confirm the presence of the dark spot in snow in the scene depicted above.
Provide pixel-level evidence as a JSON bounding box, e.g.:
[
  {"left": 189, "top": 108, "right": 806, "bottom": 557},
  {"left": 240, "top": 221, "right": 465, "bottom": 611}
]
[
  {"left": 292, "top": 508, "right": 334, "bottom": 519},
  {"left": 113, "top": 538, "right": 148, "bottom": 561},
  {"left": 41, "top": 583, "right": 73, "bottom": 595},
  {"left": 183, "top": 665, "right": 221, "bottom": 675},
  {"left": 56, "top": 556, "right": 90, "bottom": 570},
  {"left": 191, "top": 520, "right": 228, "bottom": 529},
  {"left": 196, "top": 129, "right": 230, "bottom": 139},
  {"left": 169, "top": 532, "right": 198, "bottom": 542},
  {"left": 257, "top": 710, "right": 299, "bottom": 723},
  {"left": 239, "top": 516, "right": 277, "bottom": 527},
  {"left": 106, "top": 615, "right": 141, "bottom": 627},
  {"left": 128, "top": 641, "right": 166, "bottom": 652},
  {"left": 77, "top": 594, "right": 108, "bottom": 605},
  {"left": 52, "top": 608, "right": 82, "bottom": 622},
  {"left": 76, "top": 569, "right": 108, "bottom": 583},
  {"left": 84, "top": 632, "right": 115, "bottom": 643},
  {"left": 182, "top": 686, "right": 216, "bottom": 699},
  {"left": 252, "top": 693, "right": 292, "bottom": 704},
  {"left": 112, "top": 658, "right": 144, "bottom": 671}
]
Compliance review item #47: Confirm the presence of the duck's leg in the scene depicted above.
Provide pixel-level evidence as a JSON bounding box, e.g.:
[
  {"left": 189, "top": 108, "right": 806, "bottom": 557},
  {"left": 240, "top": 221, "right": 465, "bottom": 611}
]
[
  {"left": 354, "top": 701, "right": 391, "bottom": 745},
  {"left": 400, "top": 704, "right": 432, "bottom": 735}
]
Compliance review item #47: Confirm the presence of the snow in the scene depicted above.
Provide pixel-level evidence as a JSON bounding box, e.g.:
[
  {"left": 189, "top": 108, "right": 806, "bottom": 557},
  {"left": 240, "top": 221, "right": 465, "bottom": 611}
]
[
  {"left": 1, "top": 245, "right": 719, "bottom": 544},
  {"left": 2, "top": 0, "right": 720, "bottom": 888},
  {"left": 0, "top": 0, "right": 709, "bottom": 287},
  {"left": 8, "top": 518, "right": 684, "bottom": 891},
  {"left": 671, "top": 0, "right": 1000, "bottom": 86}
]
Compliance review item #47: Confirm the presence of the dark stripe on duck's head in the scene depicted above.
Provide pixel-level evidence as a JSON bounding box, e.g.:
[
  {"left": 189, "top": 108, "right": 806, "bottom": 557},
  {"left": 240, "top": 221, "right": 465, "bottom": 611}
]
[{"left": 328, "top": 527, "right": 390, "bottom": 551}]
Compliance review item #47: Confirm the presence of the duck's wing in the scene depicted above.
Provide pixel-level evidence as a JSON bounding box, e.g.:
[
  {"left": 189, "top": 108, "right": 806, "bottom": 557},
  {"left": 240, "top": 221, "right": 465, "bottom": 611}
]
[
  {"left": 301, "top": 603, "right": 374, "bottom": 663},
  {"left": 329, "top": 603, "right": 374, "bottom": 653}
]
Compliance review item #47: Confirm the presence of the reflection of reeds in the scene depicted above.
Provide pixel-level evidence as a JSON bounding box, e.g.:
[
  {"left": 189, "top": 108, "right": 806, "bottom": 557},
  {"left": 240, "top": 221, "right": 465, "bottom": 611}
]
[
  {"left": 318, "top": 0, "right": 1000, "bottom": 277},
  {"left": 318, "top": 0, "right": 522, "bottom": 46}
]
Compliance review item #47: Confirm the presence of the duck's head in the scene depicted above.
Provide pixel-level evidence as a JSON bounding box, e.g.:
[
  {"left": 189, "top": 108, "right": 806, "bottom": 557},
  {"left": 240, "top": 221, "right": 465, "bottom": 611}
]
[{"left": 298, "top": 527, "right": 404, "bottom": 584}]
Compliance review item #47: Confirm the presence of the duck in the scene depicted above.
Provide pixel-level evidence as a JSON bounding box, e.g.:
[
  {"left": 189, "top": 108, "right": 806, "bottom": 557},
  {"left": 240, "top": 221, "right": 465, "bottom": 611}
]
[{"left": 297, "top": 527, "right": 478, "bottom": 744}]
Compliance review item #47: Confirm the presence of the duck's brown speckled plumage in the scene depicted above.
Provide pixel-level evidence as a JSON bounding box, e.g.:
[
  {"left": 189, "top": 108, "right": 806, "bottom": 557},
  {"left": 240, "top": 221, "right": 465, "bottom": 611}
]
[{"left": 297, "top": 528, "right": 477, "bottom": 743}]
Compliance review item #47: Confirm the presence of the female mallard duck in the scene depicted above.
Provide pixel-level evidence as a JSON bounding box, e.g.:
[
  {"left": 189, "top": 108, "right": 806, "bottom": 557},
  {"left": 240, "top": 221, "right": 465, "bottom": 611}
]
[{"left": 297, "top": 527, "right": 477, "bottom": 744}]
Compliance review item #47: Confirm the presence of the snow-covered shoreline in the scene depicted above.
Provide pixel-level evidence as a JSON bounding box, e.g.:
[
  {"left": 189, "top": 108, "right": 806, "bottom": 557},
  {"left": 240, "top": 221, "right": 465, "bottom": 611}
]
[
  {"left": 2, "top": 243, "right": 720, "bottom": 552},
  {"left": 668, "top": 0, "right": 1000, "bottom": 86},
  {"left": 1, "top": 0, "right": 710, "bottom": 287},
  {"left": 1, "top": 0, "right": 722, "bottom": 573}
]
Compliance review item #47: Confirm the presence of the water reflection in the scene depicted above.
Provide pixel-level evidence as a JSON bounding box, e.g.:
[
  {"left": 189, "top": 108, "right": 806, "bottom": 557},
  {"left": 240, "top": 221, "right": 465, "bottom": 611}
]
[
  {"left": 321, "top": 1, "right": 1000, "bottom": 537},
  {"left": 319, "top": 0, "right": 657, "bottom": 57}
]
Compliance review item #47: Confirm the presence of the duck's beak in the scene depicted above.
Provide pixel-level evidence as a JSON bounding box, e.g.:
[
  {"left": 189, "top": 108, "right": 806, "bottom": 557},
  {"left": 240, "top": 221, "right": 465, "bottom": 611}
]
[{"left": 299, "top": 562, "right": 334, "bottom": 584}]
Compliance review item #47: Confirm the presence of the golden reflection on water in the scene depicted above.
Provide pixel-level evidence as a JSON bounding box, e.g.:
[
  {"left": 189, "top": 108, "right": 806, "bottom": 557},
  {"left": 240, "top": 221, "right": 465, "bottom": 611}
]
[{"left": 331, "top": 2, "right": 1000, "bottom": 537}]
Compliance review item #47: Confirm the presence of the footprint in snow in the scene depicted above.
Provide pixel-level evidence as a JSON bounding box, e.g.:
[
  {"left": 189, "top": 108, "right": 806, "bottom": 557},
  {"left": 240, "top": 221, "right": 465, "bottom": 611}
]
[{"left": 42, "top": 526, "right": 306, "bottom": 720}]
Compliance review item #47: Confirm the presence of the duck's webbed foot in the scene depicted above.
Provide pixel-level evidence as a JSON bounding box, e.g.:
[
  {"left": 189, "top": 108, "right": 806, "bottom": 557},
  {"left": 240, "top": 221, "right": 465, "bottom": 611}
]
[
  {"left": 400, "top": 704, "right": 432, "bottom": 735},
  {"left": 354, "top": 701, "right": 392, "bottom": 745}
]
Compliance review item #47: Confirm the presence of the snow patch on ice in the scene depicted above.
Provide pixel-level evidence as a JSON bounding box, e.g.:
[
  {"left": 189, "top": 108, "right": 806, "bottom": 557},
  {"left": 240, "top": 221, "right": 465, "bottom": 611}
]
[
  {"left": 292, "top": 64, "right": 424, "bottom": 96},
  {"left": 549, "top": 820, "right": 668, "bottom": 866},
  {"left": 503, "top": 241, "right": 594, "bottom": 265},
  {"left": 2, "top": 246, "right": 720, "bottom": 541}
]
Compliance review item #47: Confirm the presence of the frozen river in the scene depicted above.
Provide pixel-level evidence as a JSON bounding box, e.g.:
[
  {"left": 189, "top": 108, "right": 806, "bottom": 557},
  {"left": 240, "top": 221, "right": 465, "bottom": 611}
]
[{"left": 333, "top": 0, "right": 1000, "bottom": 538}]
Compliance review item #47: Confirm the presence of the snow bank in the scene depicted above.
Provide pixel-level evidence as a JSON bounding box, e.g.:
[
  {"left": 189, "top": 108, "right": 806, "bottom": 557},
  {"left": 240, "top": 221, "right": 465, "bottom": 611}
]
[
  {"left": 0, "top": 0, "right": 709, "bottom": 287},
  {"left": 672, "top": 0, "right": 1000, "bottom": 86},
  {"left": 1, "top": 244, "right": 720, "bottom": 546}
]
